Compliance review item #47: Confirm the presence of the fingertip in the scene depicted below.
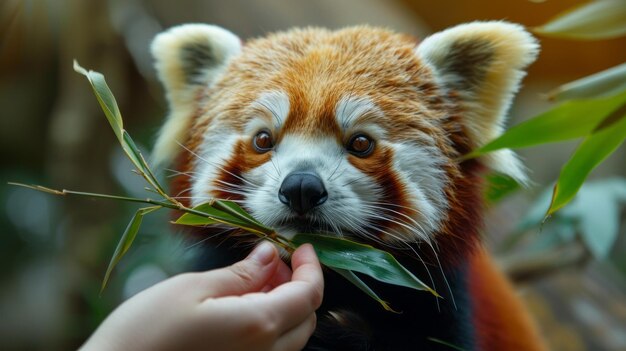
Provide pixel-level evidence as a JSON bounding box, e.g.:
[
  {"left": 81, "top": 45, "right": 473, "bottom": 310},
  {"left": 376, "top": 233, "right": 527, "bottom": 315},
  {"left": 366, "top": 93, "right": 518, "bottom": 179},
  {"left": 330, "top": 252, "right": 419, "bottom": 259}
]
[
  {"left": 247, "top": 241, "right": 278, "bottom": 265},
  {"left": 291, "top": 243, "right": 320, "bottom": 269}
]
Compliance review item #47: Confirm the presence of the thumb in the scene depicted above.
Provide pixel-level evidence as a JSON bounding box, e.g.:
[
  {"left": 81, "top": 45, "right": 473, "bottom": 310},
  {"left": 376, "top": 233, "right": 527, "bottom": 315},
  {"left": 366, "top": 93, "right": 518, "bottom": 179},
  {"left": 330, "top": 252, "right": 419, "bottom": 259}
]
[{"left": 199, "top": 242, "right": 280, "bottom": 298}]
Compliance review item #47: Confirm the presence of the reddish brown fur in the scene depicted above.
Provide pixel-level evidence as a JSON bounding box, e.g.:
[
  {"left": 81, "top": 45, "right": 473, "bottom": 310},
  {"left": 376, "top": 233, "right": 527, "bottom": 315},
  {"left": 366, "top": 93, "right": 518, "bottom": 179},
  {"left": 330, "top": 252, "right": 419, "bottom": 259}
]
[
  {"left": 166, "top": 26, "right": 545, "bottom": 350},
  {"left": 469, "top": 247, "right": 547, "bottom": 351}
]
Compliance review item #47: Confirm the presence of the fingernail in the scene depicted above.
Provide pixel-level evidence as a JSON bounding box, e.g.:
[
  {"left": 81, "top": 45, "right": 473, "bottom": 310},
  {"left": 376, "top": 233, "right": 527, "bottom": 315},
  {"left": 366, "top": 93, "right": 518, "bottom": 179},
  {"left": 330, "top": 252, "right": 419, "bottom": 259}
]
[{"left": 248, "top": 242, "right": 275, "bottom": 265}]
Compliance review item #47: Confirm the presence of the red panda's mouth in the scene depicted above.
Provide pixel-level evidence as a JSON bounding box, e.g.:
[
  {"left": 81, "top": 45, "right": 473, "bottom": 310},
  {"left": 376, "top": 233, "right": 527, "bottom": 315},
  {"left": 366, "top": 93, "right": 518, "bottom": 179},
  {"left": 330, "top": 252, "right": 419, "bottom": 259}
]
[{"left": 278, "top": 216, "right": 328, "bottom": 234}]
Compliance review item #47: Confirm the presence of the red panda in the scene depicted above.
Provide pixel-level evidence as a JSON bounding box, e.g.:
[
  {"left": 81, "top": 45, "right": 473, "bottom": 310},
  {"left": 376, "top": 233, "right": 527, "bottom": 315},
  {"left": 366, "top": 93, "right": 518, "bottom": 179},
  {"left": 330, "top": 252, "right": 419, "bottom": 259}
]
[{"left": 150, "top": 23, "right": 547, "bottom": 350}]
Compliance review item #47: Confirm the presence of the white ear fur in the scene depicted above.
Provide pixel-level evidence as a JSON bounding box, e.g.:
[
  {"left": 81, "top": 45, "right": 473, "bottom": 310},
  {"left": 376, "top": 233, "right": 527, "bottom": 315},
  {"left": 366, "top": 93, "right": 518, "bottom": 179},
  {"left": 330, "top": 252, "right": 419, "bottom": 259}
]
[
  {"left": 416, "top": 21, "right": 539, "bottom": 183},
  {"left": 151, "top": 24, "right": 241, "bottom": 165}
]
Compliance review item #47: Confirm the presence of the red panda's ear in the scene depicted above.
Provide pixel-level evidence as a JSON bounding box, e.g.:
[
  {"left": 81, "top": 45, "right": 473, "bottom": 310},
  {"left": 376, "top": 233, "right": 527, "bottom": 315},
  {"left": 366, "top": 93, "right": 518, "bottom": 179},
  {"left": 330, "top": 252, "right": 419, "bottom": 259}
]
[
  {"left": 416, "top": 22, "right": 539, "bottom": 184},
  {"left": 151, "top": 24, "right": 241, "bottom": 165}
]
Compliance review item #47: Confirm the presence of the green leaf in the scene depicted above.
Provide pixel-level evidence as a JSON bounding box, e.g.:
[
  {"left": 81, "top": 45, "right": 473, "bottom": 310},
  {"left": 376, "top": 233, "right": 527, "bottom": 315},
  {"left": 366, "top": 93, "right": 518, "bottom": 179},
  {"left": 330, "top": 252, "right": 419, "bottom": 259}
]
[
  {"left": 548, "top": 64, "right": 626, "bottom": 102},
  {"left": 213, "top": 200, "right": 272, "bottom": 231},
  {"left": 534, "top": 0, "right": 626, "bottom": 40},
  {"left": 292, "top": 234, "right": 438, "bottom": 296},
  {"left": 101, "top": 206, "right": 161, "bottom": 293},
  {"left": 73, "top": 60, "right": 123, "bottom": 142},
  {"left": 175, "top": 202, "right": 253, "bottom": 228},
  {"left": 427, "top": 337, "right": 467, "bottom": 351},
  {"left": 548, "top": 109, "right": 626, "bottom": 214},
  {"left": 74, "top": 61, "right": 166, "bottom": 195},
  {"left": 330, "top": 268, "right": 397, "bottom": 312},
  {"left": 465, "top": 90, "right": 626, "bottom": 158},
  {"left": 484, "top": 173, "right": 521, "bottom": 204}
]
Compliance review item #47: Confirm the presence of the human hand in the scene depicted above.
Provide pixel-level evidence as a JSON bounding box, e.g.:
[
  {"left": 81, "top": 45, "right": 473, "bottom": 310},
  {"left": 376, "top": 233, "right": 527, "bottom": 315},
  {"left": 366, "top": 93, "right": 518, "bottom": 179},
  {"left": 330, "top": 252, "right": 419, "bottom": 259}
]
[{"left": 81, "top": 242, "right": 324, "bottom": 351}]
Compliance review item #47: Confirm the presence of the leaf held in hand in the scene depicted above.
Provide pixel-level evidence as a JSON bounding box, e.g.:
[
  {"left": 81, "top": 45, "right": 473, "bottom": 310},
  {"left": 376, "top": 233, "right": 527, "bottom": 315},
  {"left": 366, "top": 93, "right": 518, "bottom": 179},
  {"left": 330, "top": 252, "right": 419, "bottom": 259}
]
[
  {"left": 330, "top": 267, "right": 397, "bottom": 312},
  {"left": 292, "top": 234, "right": 438, "bottom": 296}
]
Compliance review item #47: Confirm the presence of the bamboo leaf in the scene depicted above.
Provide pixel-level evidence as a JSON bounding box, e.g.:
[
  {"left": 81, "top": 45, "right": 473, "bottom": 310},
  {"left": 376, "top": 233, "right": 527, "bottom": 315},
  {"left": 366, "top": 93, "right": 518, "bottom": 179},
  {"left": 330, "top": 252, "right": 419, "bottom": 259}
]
[
  {"left": 101, "top": 206, "right": 161, "bottom": 293},
  {"left": 175, "top": 202, "right": 252, "bottom": 228},
  {"left": 484, "top": 173, "right": 521, "bottom": 204},
  {"left": 213, "top": 200, "right": 272, "bottom": 231},
  {"left": 427, "top": 338, "right": 467, "bottom": 351},
  {"left": 534, "top": 0, "right": 626, "bottom": 40},
  {"left": 548, "top": 64, "right": 626, "bottom": 102},
  {"left": 548, "top": 109, "right": 626, "bottom": 215},
  {"left": 73, "top": 61, "right": 123, "bottom": 142},
  {"left": 330, "top": 267, "right": 397, "bottom": 312},
  {"left": 292, "top": 234, "right": 438, "bottom": 296},
  {"left": 465, "top": 90, "right": 626, "bottom": 158},
  {"left": 74, "top": 61, "right": 166, "bottom": 195}
]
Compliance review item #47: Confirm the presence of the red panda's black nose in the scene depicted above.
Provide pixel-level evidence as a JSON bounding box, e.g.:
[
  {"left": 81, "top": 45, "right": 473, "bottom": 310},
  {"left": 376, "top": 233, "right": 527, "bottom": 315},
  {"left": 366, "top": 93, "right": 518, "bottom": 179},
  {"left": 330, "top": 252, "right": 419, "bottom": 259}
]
[{"left": 278, "top": 171, "right": 328, "bottom": 215}]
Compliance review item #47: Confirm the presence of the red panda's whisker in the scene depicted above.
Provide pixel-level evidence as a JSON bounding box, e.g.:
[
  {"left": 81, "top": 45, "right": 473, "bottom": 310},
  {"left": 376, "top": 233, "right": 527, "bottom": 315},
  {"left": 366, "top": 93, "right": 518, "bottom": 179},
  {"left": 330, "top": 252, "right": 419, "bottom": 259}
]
[
  {"left": 256, "top": 99, "right": 283, "bottom": 126},
  {"left": 177, "top": 142, "right": 259, "bottom": 188},
  {"left": 213, "top": 178, "right": 251, "bottom": 190},
  {"left": 358, "top": 206, "right": 429, "bottom": 243},
  {"left": 341, "top": 173, "right": 372, "bottom": 187},
  {"left": 211, "top": 187, "right": 251, "bottom": 198},
  {"left": 269, "top": 157, "right": 282, "bottom": 177},
  {"left": 164, "top": 168, "right": 200, "bottom": 179},
  {"left": 360, "top": 204, "right": 431, "bottom": 242},
  {"left": 362, "top": 200, "right": 437, "bottom": 231},
  {"left": 183, "top": 227, "right": 238, "bottom": 250},
  {"left": 362, "top": 206, "right": 455, "bottom": 309},
  {"left": 326, "top": 151, "right": 346, "bottom": 182}
]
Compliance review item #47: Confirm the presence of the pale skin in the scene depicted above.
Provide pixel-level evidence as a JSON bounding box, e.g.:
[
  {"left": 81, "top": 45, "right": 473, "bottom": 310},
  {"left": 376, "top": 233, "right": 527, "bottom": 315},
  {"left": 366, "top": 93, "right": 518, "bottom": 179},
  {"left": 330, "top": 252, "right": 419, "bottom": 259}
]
[{"left": 81, "top": 243, "right": 324, "bottom": 351}]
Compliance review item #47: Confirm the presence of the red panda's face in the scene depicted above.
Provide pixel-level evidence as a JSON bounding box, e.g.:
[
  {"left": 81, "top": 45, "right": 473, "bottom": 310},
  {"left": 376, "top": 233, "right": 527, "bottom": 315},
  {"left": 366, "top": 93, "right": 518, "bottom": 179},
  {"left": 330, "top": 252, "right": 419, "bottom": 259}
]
[
  {"left": 187, "top": 28, "right": 455, "bottom": 244},
  {"left": 152, "top": 24, "right": 538, "bottom": 248}
]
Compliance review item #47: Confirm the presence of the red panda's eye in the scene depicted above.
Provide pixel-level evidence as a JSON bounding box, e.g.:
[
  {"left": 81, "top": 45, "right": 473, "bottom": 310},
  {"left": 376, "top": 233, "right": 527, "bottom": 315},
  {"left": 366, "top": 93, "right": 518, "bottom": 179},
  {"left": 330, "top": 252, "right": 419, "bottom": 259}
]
[
  {"left": 253, "top": 130, "right": 274, "bottom": 152},
  {"left": 347, "top": 134, "right": 374, "bottom": 157}
]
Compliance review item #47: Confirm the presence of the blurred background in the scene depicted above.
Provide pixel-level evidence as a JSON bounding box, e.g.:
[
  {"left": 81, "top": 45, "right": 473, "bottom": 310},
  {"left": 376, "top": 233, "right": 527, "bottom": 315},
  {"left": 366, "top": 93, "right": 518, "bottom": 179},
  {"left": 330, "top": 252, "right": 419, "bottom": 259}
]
[{"left": 1, "top": 0, "right": 625, "bottom": 350}]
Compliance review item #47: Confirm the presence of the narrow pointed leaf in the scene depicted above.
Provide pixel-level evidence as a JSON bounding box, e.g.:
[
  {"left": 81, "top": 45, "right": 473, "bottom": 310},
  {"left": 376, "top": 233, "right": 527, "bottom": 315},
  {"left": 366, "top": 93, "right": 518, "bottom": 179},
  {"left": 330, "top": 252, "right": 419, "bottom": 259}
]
[
  {"left": 292, "top": 234, "right": 438, "bottom": 296},
  {"left": 101, "top": 206, "right": 161, "bottom": 293},
  {"left": 330, "top": 267, "right": 397, "bottom": 312},
  {"left": 175, "top": 202, "right": 253, "bottom": 228},
  {"left": 465, "top": 90, "right": 626, "bottom": 158},
  {"left": 484, "top": 173, "right": 521, "bottom": 204},
  {"left": 73, "top": 61, "right": 123, "bottom": 142},
  {"left": 534, "top": 0, "right": 626, "bottom": 40},
  {"left": 548, "top": 110, "right": 626, "bottom": 214},
  {"left": 427, "top": 338, "right": 467, "bottom": 351},
  {"left": 213, "top": 200, "right": 272, "bottom": 230},
  {"left": 74, "top": 61, "right": 166, "bottom": 194},
  {"left": 548, "top": 64, "right": 626, "bottom": 102}
]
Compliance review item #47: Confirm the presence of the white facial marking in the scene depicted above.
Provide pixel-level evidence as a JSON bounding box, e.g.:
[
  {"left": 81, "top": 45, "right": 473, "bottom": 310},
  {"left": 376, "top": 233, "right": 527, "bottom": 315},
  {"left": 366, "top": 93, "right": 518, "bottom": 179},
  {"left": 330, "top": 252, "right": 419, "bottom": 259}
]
[
  {"left": 335, "top": 96, "right": 387, "bottom": 138},
  {"left": 249, "top": 90, "right": 290, "bottom": 131},
  {"left": 243, "top": 135, "right": 381, "bottom": 239},
  {"left": 389, "top": 142, "right": 448, "bottom": 241},
  {"left": 191, "top": 126, "right": 239, "bottom": 207}
]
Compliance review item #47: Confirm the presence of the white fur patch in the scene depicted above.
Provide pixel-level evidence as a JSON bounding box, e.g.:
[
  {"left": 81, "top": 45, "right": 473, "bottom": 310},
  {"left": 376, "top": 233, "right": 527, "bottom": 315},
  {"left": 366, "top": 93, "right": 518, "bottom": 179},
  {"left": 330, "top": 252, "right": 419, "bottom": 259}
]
[
  {"left": 336, "top": 96, "right": 379, "bottom": 127},
  {"left": 191, "top": 130, "right": 239, "bottom": 206},
  {"left": 254, "top": 91, "right": 290, "bottom": 128},
  {"left": 246, "top": 90, "right": 290, "bottom": 133},
  {"left": 389, "top": 142, "right": 448, "bottom": 240},
  {"left": 243, "top": 135, "right": 382, "bottom": 240}
]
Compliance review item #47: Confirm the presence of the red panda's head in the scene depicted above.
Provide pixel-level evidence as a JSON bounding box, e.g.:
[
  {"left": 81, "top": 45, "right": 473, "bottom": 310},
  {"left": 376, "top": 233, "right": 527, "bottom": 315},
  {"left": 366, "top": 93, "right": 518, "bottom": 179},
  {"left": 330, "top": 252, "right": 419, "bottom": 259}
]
[{"left": 151, "top": 23, "right": 538, "bottom": 259}]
